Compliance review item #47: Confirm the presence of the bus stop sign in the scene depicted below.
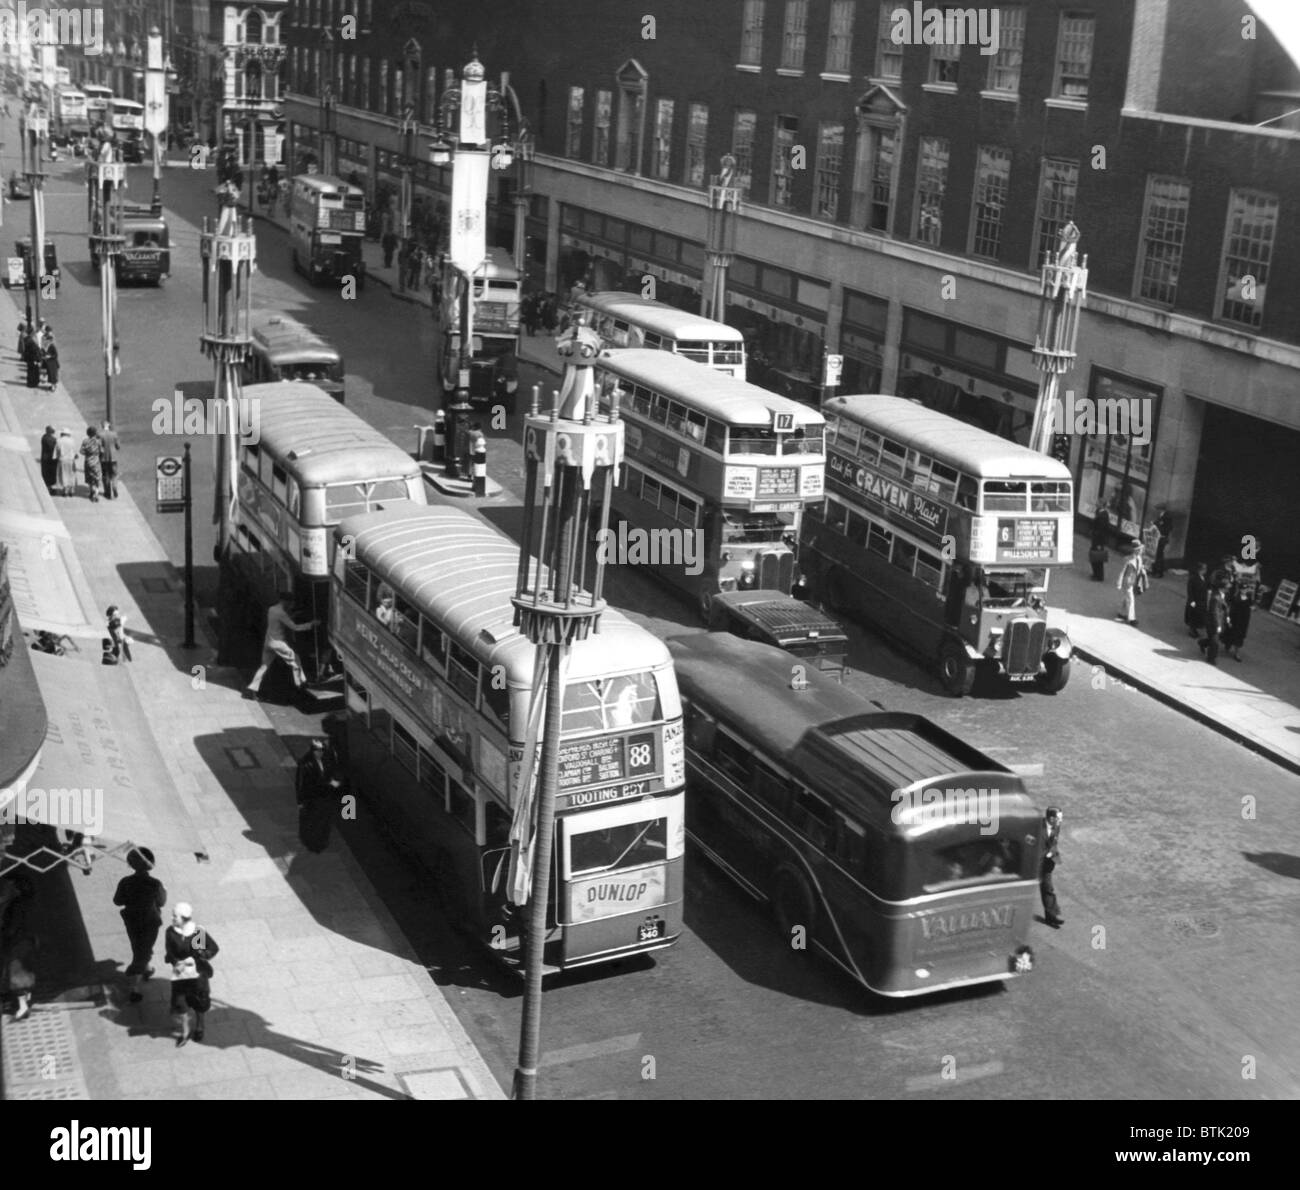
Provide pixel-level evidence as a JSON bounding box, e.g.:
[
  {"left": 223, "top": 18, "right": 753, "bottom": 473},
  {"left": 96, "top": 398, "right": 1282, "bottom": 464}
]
[{"left": 156, "top": 455, "right": 185, "bottom": 513}]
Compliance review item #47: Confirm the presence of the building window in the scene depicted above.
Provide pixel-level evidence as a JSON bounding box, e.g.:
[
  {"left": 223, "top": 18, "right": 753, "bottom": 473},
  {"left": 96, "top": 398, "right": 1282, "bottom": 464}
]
[
  {"left": 566, "top": 86, "right": 584, "bottom": 159},
  {"left": 1054, "top": 13, "right": 1095, "bottom": 100},
  {"left": 740, "top": 0, "right": 765, "bottom": 66},
  {"left": 244, "top": 62, "right": 263, "bottom": 101},
  {"left": 929, "top": 16, "right": 961, "bottom": 85},
  {"left": 987, "top": 7, "right": 1025, "bottom": 93},
  {"left": 245, "top": 11, "right": 263, "bottom": 44},
  {"left": 594, "top": 89, "right": 612, "bottom": 166},
  {"left": 1033, "top": 158, "right": 1079, "bottom": 268},
  {"left": 1219, "top": 190, "right": 1277, "bottom": 328},
  {"left": 1136, "top": 176, "right": 1189, "bottom": 307},
  {"left": 914, "top": 136, "right": 949, "bottom": 245},
  {"left": 780, "top": 0, "right": 808, "bottom": 71},
  {"left": 685, "top": 102, "right": 708, "bottom": 186},
  {"left": 653, "top": 98, "right": 674, "bottom": 179},
  {"left": 359, "top": 57, "right": 369, "bottom": 109},
  {"left": 731, "top": 109, "right": 756, "bottom": 197},
  {"left": 771, "top": 114, "right": 797, "bottom": 208},
  {"left": 815, "top": 122, "right": 843, "bottom": 220},
  {"left": 378, "top": 59, "right": 389, "bottom": 115},
  {"left": 825, "top": 0, "right": 855, "bottom": 74},
  {"left": 875, "top": 5, "right": 903, "bottom": 80},
  {"left": 851, "top": 123, "right": 896, "bottom": 233},
  {"left": 615, "top": 64, "right": 648, "bottom": 173},
  {"left": 424, "top": 65, "right": 437, "bottom": 123},
  {"left": 969, "top": 145, "right": 1011, "bottom": 259}
]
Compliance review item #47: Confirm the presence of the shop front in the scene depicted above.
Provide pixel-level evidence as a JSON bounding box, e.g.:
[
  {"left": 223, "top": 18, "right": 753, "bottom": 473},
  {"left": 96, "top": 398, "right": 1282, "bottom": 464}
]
[
  {"left": 897, "top": 308, "right": 1040, "bottom": 444},
  {"left": 1075, "top": 370, "right": 1162, "bottom": 543},
  {"left": 839, "top": 288, "right": 888, "bottom": 394},
  {"left": 557, "top": 204, "right": 703, "bottom": 310}
]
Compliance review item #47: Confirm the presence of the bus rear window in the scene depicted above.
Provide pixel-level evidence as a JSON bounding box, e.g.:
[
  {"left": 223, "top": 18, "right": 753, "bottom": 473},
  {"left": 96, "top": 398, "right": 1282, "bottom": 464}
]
[
  {"left": 982, "top": 480, "right": 1027, "bottom": 511},
  {"left": 676, "top": 340, "right": 711, "bottom": 362},
  {"left": 1030, "top": 481, "right": 1072, "bottom": 511},
  {"left": 562, "top": 672, "right": 661, "bottom": 733},
  {"left": 325, "top": 479, "right": 413, "bottom": 521},
  {"left": 283, "top": 362, "right": 342, "bottom": 383},
  {"left": 570, "top": 817, "right": 668, "bottom": 876},
  {"left": 923, "top": 838, "right": 1021, "bottom": 890}
]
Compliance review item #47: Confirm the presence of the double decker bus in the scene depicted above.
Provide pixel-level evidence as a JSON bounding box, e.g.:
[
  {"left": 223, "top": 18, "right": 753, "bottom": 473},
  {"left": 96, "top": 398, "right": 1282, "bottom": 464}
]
[
  {"left": 53, "top": 85, "right": 88, "bottom": 149},
  {"left": 289, "top": 174, "right": 367, "bottom": 288},
  {"left": 243, "top": 311, "right": 345, "bottom": 401},
  {"left": 800, "top": 395, "right": 1074, "bottom": 696},
  {"left": 594, "top": 348, "right": 825, "bottom": 616},
  {"left": 438, "top": 246, "right": 521, "bottom": 413},
  {"left": 330, "top": 503, "right": 686, "bottom": 971},
  {"left": 219, "top": 382, "right": 426, "bottom": 681},
  {"left": 107, "top": 98, "right": 145, "bottom": 162},
  {"left": 83, "top": 83, "right": 112, "bottom": 134},
  {"left": 576, "top": 292, "right": 747, "bottom": 379},
  {"left": 669, "top": 631, "right": 1042, "bottom": 997}
]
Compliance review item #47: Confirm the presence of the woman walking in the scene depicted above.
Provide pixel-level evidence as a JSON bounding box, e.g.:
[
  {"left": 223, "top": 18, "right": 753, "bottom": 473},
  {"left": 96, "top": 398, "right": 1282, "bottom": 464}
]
[
  {"left": 113, "top": 848, "right": 166, "bottom": 1002},
  {"left": 1184, "top": 562, "right": 1208, "bottom": 639},
  {"left": 1115, "top": 538, "right": 1147, "bottom": 627},
  {"left": 1199, "top": 576, "right": 1231, "bottom": 665},
  {"left": 42, "top": 330, "right": 59, "bottom": 389},
  {"left": 57, "top": 428, "right": 77, "bottom": 496},
  {"left": 165, "top": 902, "right": 219, "bottom": 1046},
  {"left": 1223, "top": 551, "right": 1262, "bottom": 662},
  {"left": 22, "top": 328, "right": 43, "bottom": 388},
  {"left": 79, "top": 425, "right": 103, "bottom": 502}
]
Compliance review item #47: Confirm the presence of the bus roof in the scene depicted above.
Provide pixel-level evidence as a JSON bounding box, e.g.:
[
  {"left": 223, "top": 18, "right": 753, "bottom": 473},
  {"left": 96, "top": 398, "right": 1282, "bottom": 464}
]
[
  {"left": 579, "top": 293, "right": 746, "bottom": 343},
  {"left": 667, "top": 633, "right": 1031, "bottom": 817},
  {"left": 250, "top": 313, "right": 340, "bottom": 361},
  {"left": 825, "top": 394, "right": 1073, "bottom": 481},
  {"left": 83, "top": 84, "right": 112, "bottom": 95},
  {"left": 599, "top": 348, "right": 825, "bottom": 428},
  {"left": 293, "top": 173, "right": 364, "bottom": 197},
  {"left": 472, "top": 245, "right": 520, "bottom": 279},
  {"left": 109, "top": 98, "right": 143, "bottom": 110},
  {"left": 336, "top": 503, "right": 673, "bottom": 681},
  {"left": 241, "top": 382, "right": 419, "bottom": 486}
]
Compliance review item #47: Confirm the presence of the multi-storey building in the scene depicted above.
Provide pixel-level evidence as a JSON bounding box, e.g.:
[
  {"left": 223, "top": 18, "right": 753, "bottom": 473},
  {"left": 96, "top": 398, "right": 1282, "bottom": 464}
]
[{"left": 287, "top": 0, "right": 1300, "bottom": 579}]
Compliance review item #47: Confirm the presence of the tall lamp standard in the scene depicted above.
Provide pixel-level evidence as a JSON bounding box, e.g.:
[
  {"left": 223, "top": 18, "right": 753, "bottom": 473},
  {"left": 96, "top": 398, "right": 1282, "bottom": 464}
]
[
  {"left": 143, "top": 27, "right": 173, "bottom": 216},
  {"left": 397, "top": 101, "right": 418, "bottom": 295},
  {"left": 24, "top": 106, "right": 48, "bottom": 331},
  {"left": 319, "top": 28, "right": 336, "bottom": 176},
  {"left": 88, "top": 137, "right": 126, "bottom": 423},
  {"left": 511, "top": 126, "right": 534, "bottom": 276},
  {"left": 1028, "top": 222, "right": 1088, "bottom": 457},
  {"left": 703, "top": 154, "right": 739, "bottom": 322},
  {"left": 428, "top": 53, "right": 514, "bottom": 480}
]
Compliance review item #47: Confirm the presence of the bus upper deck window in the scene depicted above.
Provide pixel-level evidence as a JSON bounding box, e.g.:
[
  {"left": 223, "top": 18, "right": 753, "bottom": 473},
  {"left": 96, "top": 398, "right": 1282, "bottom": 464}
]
[
  {"left": 983, "top": 480, "right": 1027, "bottom": 512},
  {"left": 956, "top": 476, "right": 978, "bottom": 510},
  {"left": 879, "top": 438, "right": 907, "bottom": 476}
]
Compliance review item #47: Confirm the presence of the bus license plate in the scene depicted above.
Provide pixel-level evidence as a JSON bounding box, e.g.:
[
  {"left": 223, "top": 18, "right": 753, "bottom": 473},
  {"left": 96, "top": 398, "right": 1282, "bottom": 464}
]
[{"left": 638, "top": 920, "right": 664, "bottom": 942}]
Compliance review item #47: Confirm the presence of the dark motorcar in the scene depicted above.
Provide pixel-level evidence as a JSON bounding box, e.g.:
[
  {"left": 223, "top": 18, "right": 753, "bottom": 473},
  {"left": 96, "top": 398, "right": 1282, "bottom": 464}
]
[
  {"left": 7, "top": 172, "right": 30, "bottom": 199},
  {"left": 707, "top": 589, "right": 851, "bottom": 682},
  {"left": 15, "top": 238, "right": 60, "bottom": 291}
]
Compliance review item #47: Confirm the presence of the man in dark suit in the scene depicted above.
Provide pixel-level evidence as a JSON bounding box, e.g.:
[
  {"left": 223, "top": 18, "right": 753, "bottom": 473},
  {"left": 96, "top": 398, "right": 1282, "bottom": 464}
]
[
  {"left": 39, "top": 425, "right": 58, "bottom": 493},
  {"left": 1040, "top": 807, "right": 1064, "bottom": 928}
]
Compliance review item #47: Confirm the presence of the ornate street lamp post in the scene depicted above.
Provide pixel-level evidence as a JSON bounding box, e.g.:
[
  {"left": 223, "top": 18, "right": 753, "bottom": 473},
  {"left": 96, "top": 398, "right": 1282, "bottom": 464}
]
[
  {"left": 144, "top": 27, "right": 172, "bottom": 215},
  {"left": 319, "top": 28, "right": 336, "bottom": 177},
  {"left": 703, "top": 154, "right": 740, "bottom": 322},
  {"left": 88, "top": 138, "right": 126, "bottom": 423},
  {"left": 25, "top": 106, "right": 48, "bottom": 331},
  {"left": 428, "top": 53, "right": 514, "bottom": 480},
  {"left": 1029, "top": 222, "right": 1088, "bottom": 457}
]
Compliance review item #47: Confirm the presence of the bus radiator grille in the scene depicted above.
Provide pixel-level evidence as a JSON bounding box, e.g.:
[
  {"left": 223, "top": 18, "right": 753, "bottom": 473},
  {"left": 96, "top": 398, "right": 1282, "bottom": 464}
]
[
  {"left": 756, "top": 551, "right": 794, "bottom": 593},
  {"left": 1003, "top": 617, "right": 1047, "bottom": 676}
]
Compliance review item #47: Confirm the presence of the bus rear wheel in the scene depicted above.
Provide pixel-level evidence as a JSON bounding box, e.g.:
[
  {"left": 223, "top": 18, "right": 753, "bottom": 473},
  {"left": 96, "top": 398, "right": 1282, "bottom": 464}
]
[
  {"left": 1037, "top": 652, "right": 1070, "bottom": 694},
  {"left": 773, "top": 870, "right": 816, "bottom": 943},
  {"left": 938, "top": 640, "right": 976, "bottom": 697}
]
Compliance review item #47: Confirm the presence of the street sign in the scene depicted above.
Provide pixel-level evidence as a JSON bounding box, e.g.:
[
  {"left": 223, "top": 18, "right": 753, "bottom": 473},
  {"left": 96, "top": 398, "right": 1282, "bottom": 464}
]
[
  {"left": 156, "top": 455, "right": 185, "bottom": 513},
  {"left": 823, "top": 354, "right": 843, "bottom": 387},
  {"left": 6, "top": 258, "right": 22, "bottom": 288}
]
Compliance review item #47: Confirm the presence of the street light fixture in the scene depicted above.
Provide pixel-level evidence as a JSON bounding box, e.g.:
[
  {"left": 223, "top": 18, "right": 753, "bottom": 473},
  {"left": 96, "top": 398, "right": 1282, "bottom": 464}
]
[
  {"left": 144, "top": 27, "right": 171, "bottom": 215},
  {"left": 319, "top": 28, "right": 336, "bottom": 176}
]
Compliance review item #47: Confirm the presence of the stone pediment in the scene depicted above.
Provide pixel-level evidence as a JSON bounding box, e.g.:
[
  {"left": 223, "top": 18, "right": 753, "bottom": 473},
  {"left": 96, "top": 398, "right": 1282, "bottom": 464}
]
[{"left": 856, "top": 84, "right": 907, "bottom": 119}]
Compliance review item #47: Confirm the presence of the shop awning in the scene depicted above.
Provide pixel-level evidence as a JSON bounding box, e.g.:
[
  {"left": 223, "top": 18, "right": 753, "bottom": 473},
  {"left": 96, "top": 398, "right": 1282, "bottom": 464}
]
[{"left": 0, "top": 651, "right": 209, "bottom": 877}]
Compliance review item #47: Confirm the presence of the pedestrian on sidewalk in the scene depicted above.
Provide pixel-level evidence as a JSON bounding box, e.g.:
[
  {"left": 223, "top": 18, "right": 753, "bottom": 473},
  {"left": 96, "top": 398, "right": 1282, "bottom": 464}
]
[
  {"left": 79, "top": 425, "right": 104, "bottom": 502},
  {"left": 39, "top": 424, "right": 58, "bottom": 494},
  {"left": 42, "top": 329, "right": 59, "bottom": 390},
  {"left": 296, "top": 738, "right": 344, "bottom": 853},
  {"left": 1115, "top": 538, "right": 1146, "bottom": 626},
  {"left": 106, "top": 605, "right": 133, "bottom": 662},
  {"left": 1152, "top": 505, "right": 1173, "bottom": 577},
  {"left": 1199, "top": 577, "right": 1230, "bottom": 665},
  {"left": 165, "top": 902, "right": 218, "bottom": 1046},
  {"left": 1040, "top": 808, "right": 1064, "bottom": 928},
  {"left": 1088, "top": 500, "right": 1111, "bottom": 581},
  {"left": 245, "top": 591, "right": 318, "bottom": 698},
  {"left": 22, "top": 326, "right": 42, "bottom": 388},
  {"left": 16, "top": 317, "right": 30, "bottom": 356},
  {"left": 1223, "top": 550, "right": 1262, "bottom": 662},
  {"left": 1184, "top": 562, "right": 1208, "bottom": 638},
  {"left": 1, "top": 874, "right": 38, "bottom": 1021},
  {"left": 56, "top": 428, "right": 77, "bottom": 496},
  {"left": 113, "top": 848, "right": 166, "bottom": 1002},
  {"left": 99, "top": 420, "right": 122, "bottom": 499}
]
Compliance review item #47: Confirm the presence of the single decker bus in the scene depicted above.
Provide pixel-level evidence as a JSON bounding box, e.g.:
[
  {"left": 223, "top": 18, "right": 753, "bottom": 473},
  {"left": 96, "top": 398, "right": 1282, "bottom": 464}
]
[
  {"left": 577, "top": 291, "right": 747, "bottom": 379},
  {"left": 244, "top": 311, "right": 346, "bottom": 402},
  {"left": 594, "top": 348, "right": 825, "bottom": 616},
  {"left": 330, "top": 503, "right": 686, "bottom": 972},
  {"left": 669, "top": 631, "right": 1043, "bottom": 997},
  {"left": 219, "top": 381, "right": 426, "bottom": 682},
  {"left": 800, "top": 394, "right": 1074, "bottom": 696}
]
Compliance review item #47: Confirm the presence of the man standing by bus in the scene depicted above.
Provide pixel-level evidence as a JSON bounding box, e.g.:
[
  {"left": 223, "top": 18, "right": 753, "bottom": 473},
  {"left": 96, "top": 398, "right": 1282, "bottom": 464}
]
[
  {"left": 245, "top": 592, "right": 318, "bottom": 699},
  {"left": 1040, "top": 807, "right": 1064, "bottom": 928}
]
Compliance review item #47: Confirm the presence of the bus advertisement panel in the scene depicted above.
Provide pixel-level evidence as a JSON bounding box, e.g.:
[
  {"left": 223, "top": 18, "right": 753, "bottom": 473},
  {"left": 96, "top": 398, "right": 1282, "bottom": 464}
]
[
  {"left": 329, "top": 504, "right": 685, "bottom": 971},
  {"left": 669, "top": 631, "right": 1042, "bottom": 997},
  {"left": 800, "top": 395, "right": 1073, "bottom": 696}
]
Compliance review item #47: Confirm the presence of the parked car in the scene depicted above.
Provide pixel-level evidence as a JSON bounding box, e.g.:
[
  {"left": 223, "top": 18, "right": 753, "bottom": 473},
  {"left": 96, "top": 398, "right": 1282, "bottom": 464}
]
[{"left": 15, "top": 238, "right": 60, "bottom": 291}]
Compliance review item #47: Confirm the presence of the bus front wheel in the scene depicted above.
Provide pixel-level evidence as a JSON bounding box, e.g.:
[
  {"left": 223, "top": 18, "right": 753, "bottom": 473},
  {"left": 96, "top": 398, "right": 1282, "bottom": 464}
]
[
  {"left": 938, "top": 640, "right": 976, "bottom": 697},
  {"left": 773, "top": 870, "right": 816, "bottom": 943},
  {"left": 1037, "top": 652, "right": 1070, "bottom": 694}
]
